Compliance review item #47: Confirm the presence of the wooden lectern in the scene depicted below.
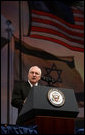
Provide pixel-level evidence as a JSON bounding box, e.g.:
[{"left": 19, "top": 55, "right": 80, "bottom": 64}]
[{"left": 16, "top": 86, "right": 79, "bottom": 134}]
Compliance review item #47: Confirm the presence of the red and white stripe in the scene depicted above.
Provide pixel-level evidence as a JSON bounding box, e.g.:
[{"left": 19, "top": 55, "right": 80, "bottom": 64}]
[{"left": 29, "top": 7, "right": 84, "bottom": 52}]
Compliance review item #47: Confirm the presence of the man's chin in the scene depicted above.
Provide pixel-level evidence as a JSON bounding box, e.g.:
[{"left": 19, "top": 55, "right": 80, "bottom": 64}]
[{"left": 31, "top": 81, "right": 36, "bottom": 84}]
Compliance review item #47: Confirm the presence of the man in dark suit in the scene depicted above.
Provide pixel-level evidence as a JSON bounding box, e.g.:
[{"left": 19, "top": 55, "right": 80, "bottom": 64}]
[{"left": 11, "top": 66, "right": 42, "bottom": 114}]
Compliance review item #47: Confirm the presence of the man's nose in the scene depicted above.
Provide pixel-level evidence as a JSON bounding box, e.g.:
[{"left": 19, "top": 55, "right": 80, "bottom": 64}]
[{"left": 33, "top": 73, "right": 36, "bottom": 76}]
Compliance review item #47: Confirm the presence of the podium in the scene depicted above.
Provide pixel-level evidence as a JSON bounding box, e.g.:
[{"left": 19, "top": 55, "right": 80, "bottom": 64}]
[{"left": 17, "top": 86, "right": 79, "bottom": 134}]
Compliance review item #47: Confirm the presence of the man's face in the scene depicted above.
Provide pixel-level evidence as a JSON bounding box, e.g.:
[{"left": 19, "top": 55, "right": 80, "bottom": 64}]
[{"left": 28, "top": 67, "right": 41, "bottom": 84}]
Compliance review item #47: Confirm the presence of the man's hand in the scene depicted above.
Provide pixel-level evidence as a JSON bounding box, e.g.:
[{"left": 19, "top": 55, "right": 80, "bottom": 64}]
[{"left": 23, "top": 97, "right": 27, "bottom": 104}]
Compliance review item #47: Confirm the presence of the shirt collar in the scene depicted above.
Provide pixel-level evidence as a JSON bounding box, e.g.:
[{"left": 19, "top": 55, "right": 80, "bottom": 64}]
[{"left": 28, "top": 80, "right": 38, "bottom": 87}]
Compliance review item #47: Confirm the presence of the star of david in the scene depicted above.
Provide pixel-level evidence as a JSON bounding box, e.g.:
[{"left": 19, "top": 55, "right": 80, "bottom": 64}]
[{"left": 41, "top": 63, "right": 62, "bottom": 86}]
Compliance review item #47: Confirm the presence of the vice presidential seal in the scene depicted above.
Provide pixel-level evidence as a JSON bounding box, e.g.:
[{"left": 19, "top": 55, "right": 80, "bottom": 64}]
[{"left": 48, "top": 88, "right": 65, "bottom": 107}]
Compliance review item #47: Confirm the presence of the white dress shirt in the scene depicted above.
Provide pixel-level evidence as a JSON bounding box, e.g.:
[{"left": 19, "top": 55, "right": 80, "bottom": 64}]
[{"left": 28, "top": 80, "right": 38, "bottom": 87}]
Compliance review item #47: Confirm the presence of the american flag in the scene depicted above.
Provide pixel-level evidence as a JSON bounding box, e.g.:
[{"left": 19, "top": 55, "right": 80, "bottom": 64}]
[{"left": 28, "top": 0, "right": 84, "bottom": 52}]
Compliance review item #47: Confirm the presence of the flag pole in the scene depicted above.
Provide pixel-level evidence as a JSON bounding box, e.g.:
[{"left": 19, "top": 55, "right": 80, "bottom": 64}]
[
  {"left": 6, "top": 20, "right": 12, "bottom": 124},
  {"left": 19, "top": 1, "right": 22, "bottom": 80}
]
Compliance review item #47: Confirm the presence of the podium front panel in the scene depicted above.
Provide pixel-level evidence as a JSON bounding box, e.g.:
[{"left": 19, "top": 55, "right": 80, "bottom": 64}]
[{"left": 17, "top": 86, "right": 79, "bottom": 124}]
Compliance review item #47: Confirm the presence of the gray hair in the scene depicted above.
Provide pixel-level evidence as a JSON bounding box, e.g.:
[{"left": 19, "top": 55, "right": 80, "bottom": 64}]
[{"left": 29, "top": 66, "right": 42, "bottom": 76}]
